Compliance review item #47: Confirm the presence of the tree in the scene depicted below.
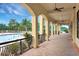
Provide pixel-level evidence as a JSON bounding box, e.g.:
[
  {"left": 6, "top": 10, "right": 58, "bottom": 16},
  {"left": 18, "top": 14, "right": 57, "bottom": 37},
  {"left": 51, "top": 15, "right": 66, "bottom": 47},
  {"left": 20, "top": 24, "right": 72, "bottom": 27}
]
[
  {"left": 0, "top": 24, "right": 7, "bottom": 30},
  {"left": 18, "top": 24, "right": 25, "bottom": 31},
  {"left": 21, "top": 18, "right": 32, "bottom": 31},
  {"left": 61, "top": 27, "right": 68, "bottom": 33},
  {"left": 8, "top": 19, "right": 20, "bottom": 31},
  {"left": 0, "top": 18, "right": 32, "bottom": 32}
]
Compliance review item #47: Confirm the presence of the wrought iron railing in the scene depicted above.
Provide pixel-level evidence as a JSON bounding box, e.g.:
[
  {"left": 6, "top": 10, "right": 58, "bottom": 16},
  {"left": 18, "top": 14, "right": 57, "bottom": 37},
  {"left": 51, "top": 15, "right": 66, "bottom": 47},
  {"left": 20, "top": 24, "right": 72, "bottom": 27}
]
[
  {"left": 38, "top": 33, "right": 46, "bottom": 44},
  {"left": 0, "top": 38, "right": 32, "bottom": 56},
  {"left": 0, "top": 33, "right": 46, "bottom": 56}
]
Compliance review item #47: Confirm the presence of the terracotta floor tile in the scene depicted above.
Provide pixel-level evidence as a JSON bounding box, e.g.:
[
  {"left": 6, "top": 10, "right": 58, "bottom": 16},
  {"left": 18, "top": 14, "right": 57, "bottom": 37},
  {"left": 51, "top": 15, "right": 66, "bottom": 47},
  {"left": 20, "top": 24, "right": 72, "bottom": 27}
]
[{"left": 21, "top": 33, "right": 79, "bottom": 56}]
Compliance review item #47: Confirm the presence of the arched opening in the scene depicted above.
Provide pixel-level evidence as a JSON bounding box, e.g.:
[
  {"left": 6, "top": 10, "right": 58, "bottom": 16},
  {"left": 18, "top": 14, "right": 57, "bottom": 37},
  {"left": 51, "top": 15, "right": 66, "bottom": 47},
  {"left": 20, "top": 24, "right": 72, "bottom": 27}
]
[
  {"left": 0, "top": 3, "right": 36, "bottom": 55},
  {"left": 0, "top": 3, "right": 34, "bottom": 41},
  {"left": 43, "top": 15, "right": 49, "bottom": 41},
  {"left": 49, "top": 22, "right": 54, "bottom": 36},
  {"left": 60, "top": 24, "right": 69, "bottom": 33},
  {"left": 37, "top": 14, "right": 46, "bottom": 44}
]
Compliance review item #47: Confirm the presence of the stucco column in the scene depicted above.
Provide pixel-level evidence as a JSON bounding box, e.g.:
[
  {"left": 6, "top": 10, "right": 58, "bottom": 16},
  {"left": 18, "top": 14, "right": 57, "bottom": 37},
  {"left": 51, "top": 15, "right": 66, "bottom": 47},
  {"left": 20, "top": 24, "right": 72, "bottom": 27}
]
[
  {"left": 57, "top": 23, "right": 60, "bottom": 35},
  {"left": 69, "top": 24, "right": 72, "bottom": 34},
  {"left": 45, "top": 19, "right": 49, "bottom": 41},
  {"left": 32, "top": 16, "right": 38, "bottom": 48},
  {"left": 50, "top": 22, "right": 53, "bottom": 35},
  {"left": 40, "top": 15, "right": 43, "bottom": 35},
  {"left": 59, "top": 24, "right": 61, "bottom": 34},
  {"left": 72, "top": 17, "right": 75, "bottom": 42},
  {"left": 39, "top": 15, "right": 45, "bottom": 42},
  {"left": 72, "top": 17, "right": 77, "bottom": 43},
  {"left": 74, "top": 11, "right": 77, "bottom": 42},
  {"left": 55, "top": 24, "right": 57, "bottom": 35},
  {"left": 56, "top": 24, "right": 58, "bottom": 35},
  {"left": 53, "top": 24, "right": 55, "bottom": 35},
  {"left": 71, "top": 7, "right": 77, "bottom": 43}
]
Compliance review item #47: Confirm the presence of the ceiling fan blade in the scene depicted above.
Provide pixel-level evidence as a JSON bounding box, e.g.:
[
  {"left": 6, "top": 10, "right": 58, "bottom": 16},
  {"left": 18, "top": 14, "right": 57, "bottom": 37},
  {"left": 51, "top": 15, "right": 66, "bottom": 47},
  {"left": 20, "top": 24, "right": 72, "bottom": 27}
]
[
  {"left": 47, "top": 9, "right": 62, "bottom": 13},
  {"left": 56, "top": 9, "right": 62, "bottom": 12},
  {"left": 58, "top": 7, "right": 64, "bottom": 9},
  {"left": 47, "top": 10, "right": 55, "bottom": 13}
]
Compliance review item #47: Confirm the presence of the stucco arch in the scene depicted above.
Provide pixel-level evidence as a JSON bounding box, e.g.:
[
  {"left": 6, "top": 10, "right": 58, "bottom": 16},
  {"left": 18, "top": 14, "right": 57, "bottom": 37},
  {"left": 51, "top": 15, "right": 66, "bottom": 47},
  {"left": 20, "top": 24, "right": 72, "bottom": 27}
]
[
  {"left": 38, "top": 14, "right": 49, "bottom": 21},
  {"left": 21, "top": 3, "right": 54, "bottom": 22},
  {"left": 21, "top": 3, "right": 36, "bottom": 16}
]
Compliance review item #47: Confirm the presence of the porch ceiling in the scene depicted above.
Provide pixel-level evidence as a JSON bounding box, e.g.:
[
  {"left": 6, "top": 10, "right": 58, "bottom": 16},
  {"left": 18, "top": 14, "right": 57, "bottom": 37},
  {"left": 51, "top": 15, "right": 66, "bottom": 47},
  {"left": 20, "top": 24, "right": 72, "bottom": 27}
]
[
  {"left": 40, "top": 3, "right": 75, "bottom": 23},
  {"left": 40, "top": 3, "right": 75, "bottom": 11}
]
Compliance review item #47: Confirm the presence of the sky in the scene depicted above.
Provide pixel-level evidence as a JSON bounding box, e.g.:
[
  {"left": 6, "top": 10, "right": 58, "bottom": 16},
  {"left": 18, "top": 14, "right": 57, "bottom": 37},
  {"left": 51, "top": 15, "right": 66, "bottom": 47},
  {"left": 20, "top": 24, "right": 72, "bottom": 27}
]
[{"left": 0, "top": 3, "right": 32, "bottom": 25}]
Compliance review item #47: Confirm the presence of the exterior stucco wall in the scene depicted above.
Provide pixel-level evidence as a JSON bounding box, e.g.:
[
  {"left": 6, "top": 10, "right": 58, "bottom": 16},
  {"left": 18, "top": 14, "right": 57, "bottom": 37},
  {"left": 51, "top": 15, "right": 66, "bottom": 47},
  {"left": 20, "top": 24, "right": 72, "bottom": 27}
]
[
  {"left": 73, "top": 4, "right": 79, "bottom": 48},
  {"left": 75, "top": 4, "right": 79, "bottom": 47}
]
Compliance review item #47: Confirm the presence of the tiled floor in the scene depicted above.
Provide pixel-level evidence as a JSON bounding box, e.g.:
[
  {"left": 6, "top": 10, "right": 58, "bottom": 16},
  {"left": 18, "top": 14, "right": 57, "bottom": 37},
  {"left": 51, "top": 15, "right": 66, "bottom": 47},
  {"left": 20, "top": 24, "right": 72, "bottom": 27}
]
[{"left": 21, "top": 33, "right": 79, "bottom": 56}]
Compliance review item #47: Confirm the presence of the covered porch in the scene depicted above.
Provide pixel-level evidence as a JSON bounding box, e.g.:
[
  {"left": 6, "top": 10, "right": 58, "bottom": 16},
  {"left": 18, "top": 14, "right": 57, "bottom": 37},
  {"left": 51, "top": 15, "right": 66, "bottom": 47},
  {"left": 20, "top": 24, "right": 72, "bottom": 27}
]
[
  {"left": 21, "top": 3, "right": 79, "bottom": 56},
  {"left": 0, "top": 3, "right": 79, "bottom": 56}
]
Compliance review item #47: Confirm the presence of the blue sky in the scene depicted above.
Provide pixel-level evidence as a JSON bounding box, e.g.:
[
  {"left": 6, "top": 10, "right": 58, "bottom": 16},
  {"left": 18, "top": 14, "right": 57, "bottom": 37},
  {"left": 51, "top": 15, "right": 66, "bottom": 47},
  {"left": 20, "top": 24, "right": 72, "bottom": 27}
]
[{"left": 0, "top": 3, "right": 32, "bottom": 25}]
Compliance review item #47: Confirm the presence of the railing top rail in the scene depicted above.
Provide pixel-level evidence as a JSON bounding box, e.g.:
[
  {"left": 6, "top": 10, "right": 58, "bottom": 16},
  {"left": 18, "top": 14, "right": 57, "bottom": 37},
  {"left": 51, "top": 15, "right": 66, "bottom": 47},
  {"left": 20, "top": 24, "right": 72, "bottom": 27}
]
[{"left": 0, "top": 38, "right": 26, "bottom": 45}]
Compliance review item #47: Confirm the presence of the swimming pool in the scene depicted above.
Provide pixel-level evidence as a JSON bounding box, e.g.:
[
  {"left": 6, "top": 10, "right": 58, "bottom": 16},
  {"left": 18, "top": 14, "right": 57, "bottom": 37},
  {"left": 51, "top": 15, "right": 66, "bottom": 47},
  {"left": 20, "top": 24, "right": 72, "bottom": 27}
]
[{"left": 0, "top": 33, "right": 25, "bottom": 43}]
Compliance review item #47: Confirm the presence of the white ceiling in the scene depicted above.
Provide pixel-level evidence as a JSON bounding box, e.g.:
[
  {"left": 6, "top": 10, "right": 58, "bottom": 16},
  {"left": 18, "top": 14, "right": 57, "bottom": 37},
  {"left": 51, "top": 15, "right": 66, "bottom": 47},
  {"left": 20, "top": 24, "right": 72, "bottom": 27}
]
[
  {"left": 40, "top": 3, "right": 75, "bottom": 21},
  {"left": 49, "top": 11, "right": 73, "bottom": 20}
]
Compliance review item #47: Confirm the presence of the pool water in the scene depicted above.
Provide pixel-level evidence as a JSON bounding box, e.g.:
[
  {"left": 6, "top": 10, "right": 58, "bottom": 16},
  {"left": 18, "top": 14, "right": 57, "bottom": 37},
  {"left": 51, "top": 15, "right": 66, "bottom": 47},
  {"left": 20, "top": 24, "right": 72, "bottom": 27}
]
[{"left": 0, "top": 33, "right": 25, "bottom": 43}]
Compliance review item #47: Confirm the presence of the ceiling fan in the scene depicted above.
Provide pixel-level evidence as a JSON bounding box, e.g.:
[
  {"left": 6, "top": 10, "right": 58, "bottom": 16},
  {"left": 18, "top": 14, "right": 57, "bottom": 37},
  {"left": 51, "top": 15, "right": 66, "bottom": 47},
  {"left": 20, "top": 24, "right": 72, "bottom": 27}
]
[{"left": 48, "top": 3, "right": 64, "bottom": 13}]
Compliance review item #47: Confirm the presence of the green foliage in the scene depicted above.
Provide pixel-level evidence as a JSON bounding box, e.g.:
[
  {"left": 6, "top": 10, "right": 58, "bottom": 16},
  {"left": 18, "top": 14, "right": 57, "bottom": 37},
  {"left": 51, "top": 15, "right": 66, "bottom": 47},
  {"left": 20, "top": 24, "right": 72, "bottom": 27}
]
[
  {"left": 22, "top": 43, "right": 27, "bottom": 50},
  {"left": 0, "top": 24, "right": 7, "bottom": 30},
  {"left": 8, "top": 19, "right": 18, "bottom": 30},
  {"left": 8, "top": 43, "right": 19, "bottom": 55},
  {"left": 24, "top": 32, "right": 32, "bottom": 48},
  {"left": 21, "top": 19, "right": 32, "bottom": 31},
  {"left": 18, "top": 24, "right": 25, "bottom": 31},
  {"left": 61, "top": 27, "right": 68, "bottom": 33},
  {"left": 0, "top": 18, "right": 32, "bottom": 32},
  {"left": 64, "top": 29, "right": 68, "bottom": 33}
]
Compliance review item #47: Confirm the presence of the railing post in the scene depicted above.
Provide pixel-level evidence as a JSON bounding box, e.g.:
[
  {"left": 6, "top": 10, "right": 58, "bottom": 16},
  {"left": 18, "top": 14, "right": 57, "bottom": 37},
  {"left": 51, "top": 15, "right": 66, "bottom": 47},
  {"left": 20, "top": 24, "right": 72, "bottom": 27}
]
[{"left": 20, "top": 39, "right": 23, "bottom": 54}]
